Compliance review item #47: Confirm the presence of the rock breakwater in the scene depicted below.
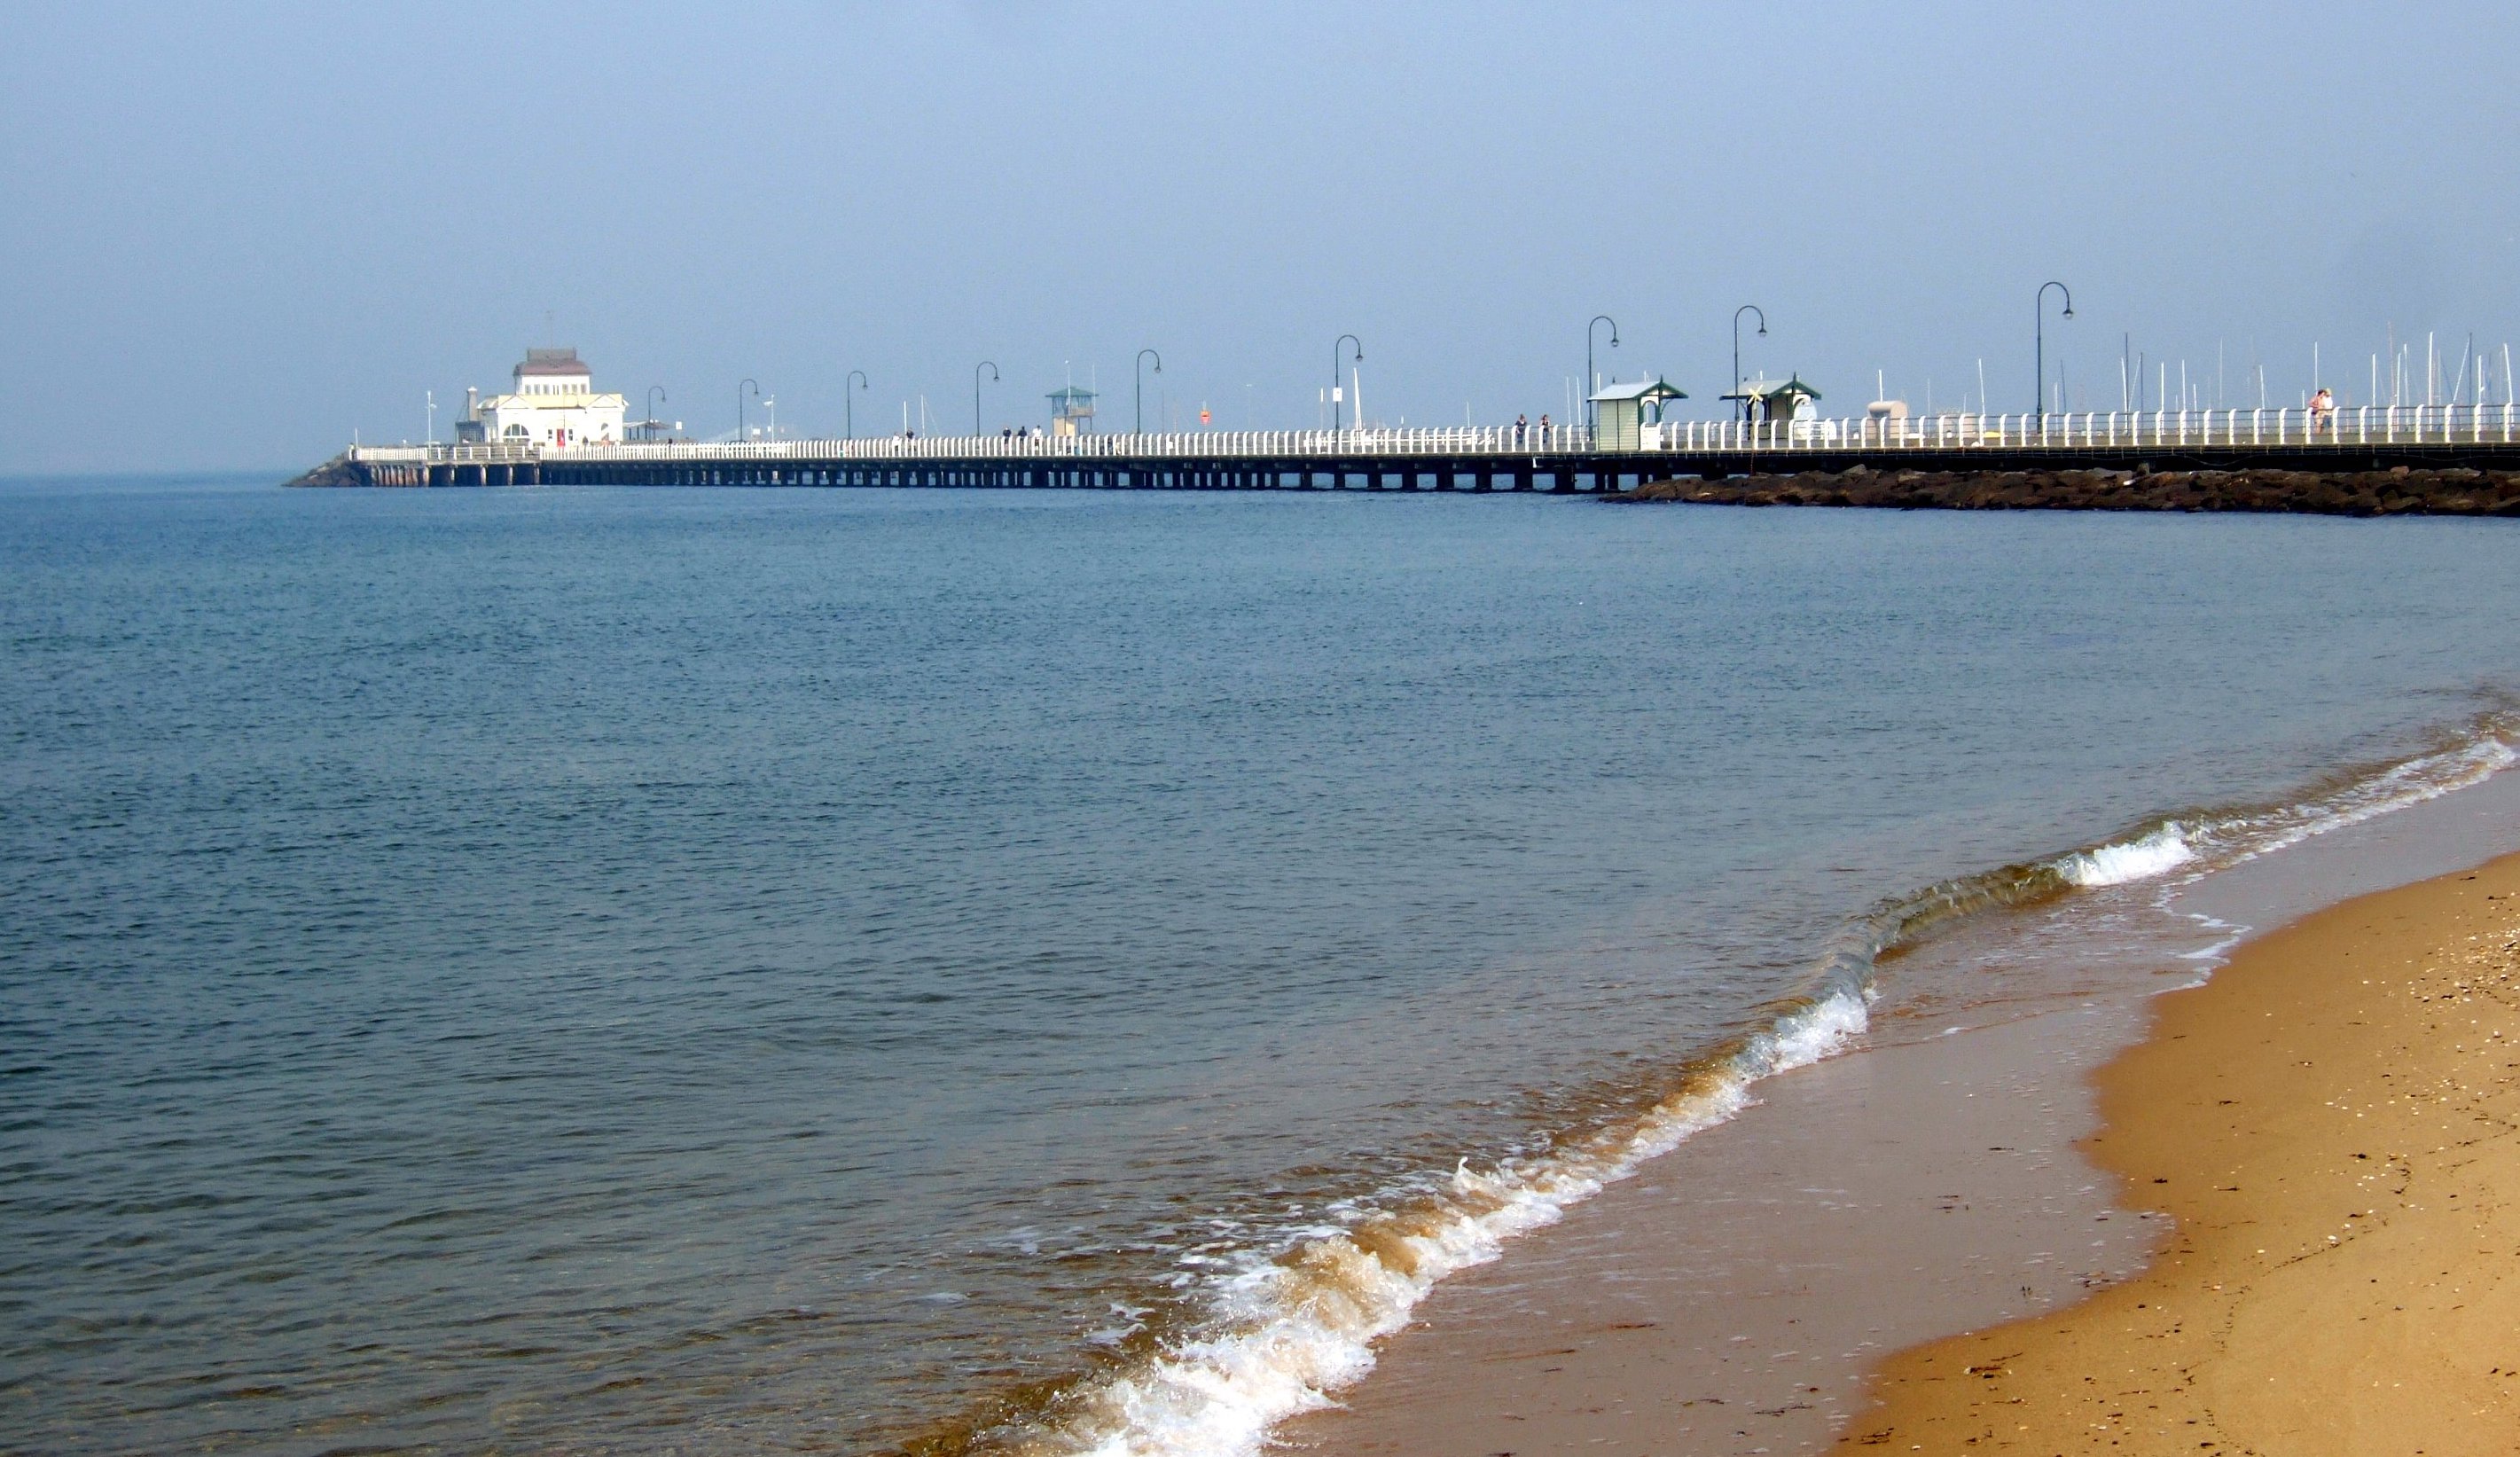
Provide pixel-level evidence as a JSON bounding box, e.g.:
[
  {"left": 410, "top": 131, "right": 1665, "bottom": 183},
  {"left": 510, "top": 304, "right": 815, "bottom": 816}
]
[
  {"left": 1609, "top": 465, "right": 2520, "bottom": 515},
  {"left": 283, "top": 454, "right": 366, "bottom": 489}
]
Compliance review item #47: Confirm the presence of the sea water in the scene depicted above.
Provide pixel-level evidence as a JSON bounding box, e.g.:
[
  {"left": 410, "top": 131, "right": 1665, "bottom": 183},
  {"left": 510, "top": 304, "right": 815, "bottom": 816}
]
[{"left": 4, "top": 478, "right": 2518, "bottom": 1455}]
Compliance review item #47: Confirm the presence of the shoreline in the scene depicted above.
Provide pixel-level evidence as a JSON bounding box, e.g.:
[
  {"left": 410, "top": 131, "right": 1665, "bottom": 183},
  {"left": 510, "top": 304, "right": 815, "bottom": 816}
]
[
  {"left": 1278, "top": 764, "right": 2520, "bottom": 1457},
  {"left": 1276, "top": 998, "right": 2163, "bottom": 1457},
  {"left": 1831, "top": 848, "right": 2520, "bottom": 1453}
]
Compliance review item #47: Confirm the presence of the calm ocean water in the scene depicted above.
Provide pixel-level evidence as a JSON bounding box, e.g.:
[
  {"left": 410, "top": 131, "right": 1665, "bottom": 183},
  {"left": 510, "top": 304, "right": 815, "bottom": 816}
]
[{"left": 6, "top": 477, "right": 2519, "bottom": 1455}]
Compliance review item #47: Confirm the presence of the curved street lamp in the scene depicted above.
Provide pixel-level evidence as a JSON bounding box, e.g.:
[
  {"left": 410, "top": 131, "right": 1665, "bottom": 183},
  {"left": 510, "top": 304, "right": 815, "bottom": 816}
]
[
  {"left": 1332, "top": 334, "right": 1364, "bottom": 433},
  {"left": 739, "top": 378, "right": 760, "bottom": 443},
  {"left": 1136, "top": 349, "right": 1163, "bottom": 435},
  {"left": 846, "top": 370, "right": 868, "bottom": 440},
  {"left": 974, "top": 361, "right": 999, "bottom": 436},
  {"left": 646, "top": 385, "right": 667, "bottom": 441},
  {"left": 2036, "top": 281, "right": 2075, "bottom": 421},
  {"left": 1587, "top": 315, "right": 1620, "bottom": 433},
  {"left": 1732, "top": 305, "right": 1767, "bottom": 421}
]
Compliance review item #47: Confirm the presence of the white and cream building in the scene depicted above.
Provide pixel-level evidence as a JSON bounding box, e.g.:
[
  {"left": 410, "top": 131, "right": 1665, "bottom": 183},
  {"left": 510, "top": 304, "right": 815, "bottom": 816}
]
[{"left": 458, "top": 349, "right": 626, "bottom": 447}]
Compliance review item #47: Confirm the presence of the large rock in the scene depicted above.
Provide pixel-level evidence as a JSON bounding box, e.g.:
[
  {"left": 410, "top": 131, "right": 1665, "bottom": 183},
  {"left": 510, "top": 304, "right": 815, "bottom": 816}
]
[{"left": 283, "top": 454, "right": 367, "bottom": 489}]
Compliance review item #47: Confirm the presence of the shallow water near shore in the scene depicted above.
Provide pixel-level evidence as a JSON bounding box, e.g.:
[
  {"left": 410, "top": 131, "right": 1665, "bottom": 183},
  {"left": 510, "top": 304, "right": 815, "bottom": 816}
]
[
  {"left": 6, "top": 479, "right": 2520, "bottom": 1455},
  {"left": 1288, "top": 737, "right": 2520, "bottom": 1457}
]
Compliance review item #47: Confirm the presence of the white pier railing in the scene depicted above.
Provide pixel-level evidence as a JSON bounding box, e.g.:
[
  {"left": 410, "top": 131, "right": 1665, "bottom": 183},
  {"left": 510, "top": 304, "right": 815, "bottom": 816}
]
[
  {"left": 350, "top": 427, "right": 1594, "bottom": 467},
  {"left": 1644, "top": 403, "right": 2520, "bottom": 453},
  {"left": 562, "top": 426, "right": 1602, "bottom": 462},
  {"left": 344, "top": 403, "right": 2519, "bottom": 469}
]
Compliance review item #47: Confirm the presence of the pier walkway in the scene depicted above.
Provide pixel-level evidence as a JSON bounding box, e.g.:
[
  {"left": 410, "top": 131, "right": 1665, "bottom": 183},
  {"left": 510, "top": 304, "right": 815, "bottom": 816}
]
[{"left": 340, "top": 404, "right": 2520, "bottom": 490}]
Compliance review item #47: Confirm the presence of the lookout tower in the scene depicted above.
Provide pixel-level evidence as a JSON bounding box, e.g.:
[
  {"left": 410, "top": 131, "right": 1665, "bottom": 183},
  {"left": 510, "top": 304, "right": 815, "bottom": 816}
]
[{"left": 1045, "top": 385, "right": 1098, "bottom": 437}]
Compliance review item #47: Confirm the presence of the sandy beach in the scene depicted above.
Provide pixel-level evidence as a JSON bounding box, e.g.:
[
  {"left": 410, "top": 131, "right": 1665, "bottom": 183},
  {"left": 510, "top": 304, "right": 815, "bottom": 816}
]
[{"left": 1833, "top": 850, "right": 2520, "bottom": 1454}]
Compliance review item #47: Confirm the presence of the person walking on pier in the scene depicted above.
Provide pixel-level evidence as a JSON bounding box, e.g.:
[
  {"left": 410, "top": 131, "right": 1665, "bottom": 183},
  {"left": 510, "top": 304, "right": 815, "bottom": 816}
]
[{"left": 2312, "top": 387, "right": 2336, "bottom": 435}]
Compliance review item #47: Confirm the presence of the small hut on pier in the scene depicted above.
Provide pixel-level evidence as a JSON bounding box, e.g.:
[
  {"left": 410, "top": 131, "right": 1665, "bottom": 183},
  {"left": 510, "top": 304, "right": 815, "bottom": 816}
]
[
  {"left": 1587, "top": 378, "right": 1689, "bottom": 450},
  {"left": 1720, "top": 376, "right": 1822, "bottom": 424}
]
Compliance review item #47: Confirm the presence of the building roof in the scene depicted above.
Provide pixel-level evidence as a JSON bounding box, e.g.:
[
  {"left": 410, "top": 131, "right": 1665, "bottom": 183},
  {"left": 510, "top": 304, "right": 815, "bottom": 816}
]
[
  {"left": 1588, "top": 377, "right": 1689, "bottom": 403},
  {"left": 515, "top": 348, "right": 592, "bottom": 378},
  {"left": 1045, "top": 386, "right": 1099, "bottom": 408},
  {"left": 1719, "top": 375, "right": 1821, "bottom": 402}
]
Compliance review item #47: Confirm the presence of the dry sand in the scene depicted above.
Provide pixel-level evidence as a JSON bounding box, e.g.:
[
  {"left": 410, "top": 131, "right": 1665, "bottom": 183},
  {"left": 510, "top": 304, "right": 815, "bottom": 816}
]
[{"left": 1835, "top": 852, "right": 2520, "bottom": 1454}]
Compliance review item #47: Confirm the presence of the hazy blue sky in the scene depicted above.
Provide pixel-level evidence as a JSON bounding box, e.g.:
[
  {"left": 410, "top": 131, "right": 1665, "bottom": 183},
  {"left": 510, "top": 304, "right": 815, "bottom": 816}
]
[{"left": 4, "top": 1, "right": 2516, "bottom": 472}]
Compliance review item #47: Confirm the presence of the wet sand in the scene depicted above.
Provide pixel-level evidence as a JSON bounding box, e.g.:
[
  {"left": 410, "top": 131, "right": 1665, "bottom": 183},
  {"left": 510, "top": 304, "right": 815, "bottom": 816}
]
[
  {"left": 1284, "top": 774, "right": 2520, "bottom": 1457},
  {"left": 1278, "top": 1001, "right": 2163, "bottom": 1457},
  {"left": 1834, "top": 850, "right": 2520, "bottom": 1454}
]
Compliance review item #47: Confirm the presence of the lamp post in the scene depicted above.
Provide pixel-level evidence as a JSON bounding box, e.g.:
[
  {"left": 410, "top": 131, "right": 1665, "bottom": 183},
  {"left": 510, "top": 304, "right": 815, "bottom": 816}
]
[
  {"left": 846, "top": 370, "right": 868, "bottom": 439},
  {"left": 1732, "top": 305, "right": 1766, "bottom": 421},
  {"left": 646, "top": 386, "right": 667, "bottom": 441},
  {"left": 1136, "top": 349, "right": 1162, "bottom": 435},
  {"left": 738, "top": 378, "right": 760, "bottom": 443},
  {"left": 1332, "top": 334, "right": 1363, "bottom": 433},
  {"left": 1586, "top": 315, "right": 1619, "bottom": 434},
  {"left": 2036, "top": 281, "right": 2075, "bottom": 421},
  {"left": 974, "top": 361, "right": 999, "bottom": 436}
]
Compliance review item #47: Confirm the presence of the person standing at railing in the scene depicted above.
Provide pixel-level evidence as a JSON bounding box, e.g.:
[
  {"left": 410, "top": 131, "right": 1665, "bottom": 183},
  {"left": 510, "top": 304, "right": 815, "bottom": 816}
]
[
  {"left": 1538, "top": 413, "right": 1553, "bottom": 447},
  {"left": 2312, "top": 387, "right": 2336, "bottom": 435},
  {"left": 1514, "top": 414, "right": 1528, "bottom": 447}
]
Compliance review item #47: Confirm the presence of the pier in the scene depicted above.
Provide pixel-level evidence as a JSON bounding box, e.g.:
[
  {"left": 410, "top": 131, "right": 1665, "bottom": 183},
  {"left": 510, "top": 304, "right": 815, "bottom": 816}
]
[{"left": 333, "top": 403, "right": 2520, "bottom": 490}]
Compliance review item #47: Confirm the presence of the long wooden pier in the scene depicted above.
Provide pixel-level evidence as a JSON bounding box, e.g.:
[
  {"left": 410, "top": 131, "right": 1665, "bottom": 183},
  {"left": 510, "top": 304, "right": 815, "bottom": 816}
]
[{"left": 333, "top": 404, "right": 2520, "bottom": 490}]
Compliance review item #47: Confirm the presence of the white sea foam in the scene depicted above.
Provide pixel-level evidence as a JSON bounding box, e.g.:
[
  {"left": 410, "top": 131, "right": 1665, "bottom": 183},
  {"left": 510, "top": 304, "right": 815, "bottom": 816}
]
[
  {"left": 2223, "top": 735, "right": 2518, "bottom": 865},
  {"left": 2051, "top": 732, "right": 2518, "bottom": 892},
  {"left": 2053, "top": 822, "right": 2196, "bottom": 886},
  {"left": 1040, "top": 990, "right": 1871, "bottom": 1457}
]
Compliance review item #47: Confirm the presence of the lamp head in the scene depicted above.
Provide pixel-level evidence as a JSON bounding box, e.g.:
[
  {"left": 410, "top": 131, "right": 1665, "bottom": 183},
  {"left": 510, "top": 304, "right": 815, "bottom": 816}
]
[
  {"left": 2063, "top": 306, "right": 2076, "bottom": 319},
  {"left": 1757, "top": 325, "right": 1768, "bottom": 337}
]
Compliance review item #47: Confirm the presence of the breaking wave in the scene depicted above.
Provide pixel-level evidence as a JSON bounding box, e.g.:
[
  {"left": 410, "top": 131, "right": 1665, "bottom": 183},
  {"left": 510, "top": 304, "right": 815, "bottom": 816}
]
[{"left": 2056, "top": 823, "right": 2198, "bottom": 886}]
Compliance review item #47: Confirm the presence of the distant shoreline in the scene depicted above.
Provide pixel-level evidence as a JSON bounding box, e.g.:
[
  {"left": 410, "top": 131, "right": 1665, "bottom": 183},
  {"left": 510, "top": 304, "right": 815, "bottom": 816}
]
[{"left": 1610, "top": 464, "right": 2520, "bottom": 515}]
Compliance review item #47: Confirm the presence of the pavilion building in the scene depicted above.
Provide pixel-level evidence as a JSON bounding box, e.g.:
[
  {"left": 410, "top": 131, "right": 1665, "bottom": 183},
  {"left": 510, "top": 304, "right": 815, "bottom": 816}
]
[{"left": 457, "top": 349, "right": 627, "bottom": 448}]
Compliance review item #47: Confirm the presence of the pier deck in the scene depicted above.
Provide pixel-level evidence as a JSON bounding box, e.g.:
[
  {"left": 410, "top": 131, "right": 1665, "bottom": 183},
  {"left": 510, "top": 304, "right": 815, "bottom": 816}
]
[{"left": 335, "top": 405, "right": 2520, "bottom": 490}]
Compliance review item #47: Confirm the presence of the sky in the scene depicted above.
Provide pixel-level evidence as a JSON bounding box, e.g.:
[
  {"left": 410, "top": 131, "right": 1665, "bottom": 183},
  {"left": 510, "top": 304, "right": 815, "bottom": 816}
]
[{"left": 4, "top": 0, "right": 2518, "bottom": 474}]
